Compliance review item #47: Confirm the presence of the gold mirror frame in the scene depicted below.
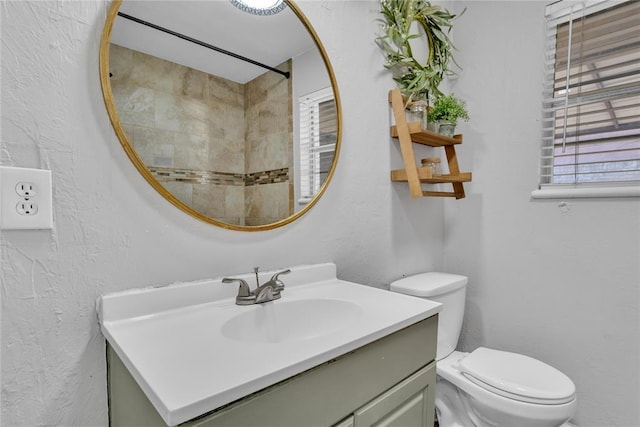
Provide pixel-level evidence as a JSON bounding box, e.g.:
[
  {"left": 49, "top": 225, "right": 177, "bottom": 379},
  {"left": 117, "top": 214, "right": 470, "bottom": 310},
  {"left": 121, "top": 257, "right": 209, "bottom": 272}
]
[{"left": 99, "top": 0, "right": 342, "bottom": 232}]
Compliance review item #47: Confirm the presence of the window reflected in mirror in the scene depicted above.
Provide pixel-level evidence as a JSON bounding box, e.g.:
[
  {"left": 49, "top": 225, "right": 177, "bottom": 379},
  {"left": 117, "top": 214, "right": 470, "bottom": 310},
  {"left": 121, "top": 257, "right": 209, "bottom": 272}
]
[{"left": 298, "top": 87, "right": 337, "bottom": 206}]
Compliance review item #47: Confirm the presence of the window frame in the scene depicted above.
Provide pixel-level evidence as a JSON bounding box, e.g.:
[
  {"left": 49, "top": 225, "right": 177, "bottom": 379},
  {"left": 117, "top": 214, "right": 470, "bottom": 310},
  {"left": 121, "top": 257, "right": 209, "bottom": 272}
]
[
  {"left": 533, "top": 0, "right": 640, "bottom": 199},
  {"left": 297, "top": 87, "right": 337, "bottom": 205}
]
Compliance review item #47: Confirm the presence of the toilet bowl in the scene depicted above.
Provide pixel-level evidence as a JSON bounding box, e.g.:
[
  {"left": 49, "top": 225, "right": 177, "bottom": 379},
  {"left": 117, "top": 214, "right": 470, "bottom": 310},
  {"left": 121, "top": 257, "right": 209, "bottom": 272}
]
[{"left": 390, "top": 273, "right": 577, "bottom": 427}]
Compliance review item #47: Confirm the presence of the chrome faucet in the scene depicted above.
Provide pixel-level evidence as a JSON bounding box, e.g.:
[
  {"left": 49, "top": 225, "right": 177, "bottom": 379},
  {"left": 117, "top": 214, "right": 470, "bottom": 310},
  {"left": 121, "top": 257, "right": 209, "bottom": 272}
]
[{"left": 222, "top": 267, "right": 291, "bottom": 305}]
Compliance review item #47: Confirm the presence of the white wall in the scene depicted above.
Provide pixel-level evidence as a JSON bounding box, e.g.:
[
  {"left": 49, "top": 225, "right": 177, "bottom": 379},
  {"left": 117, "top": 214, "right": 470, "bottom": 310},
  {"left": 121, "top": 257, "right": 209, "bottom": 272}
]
[
  {"left": 0, "top": 1, "right": 445, "bottom": 425},
  {"left": 445, "top": 2, "right": 640, "bottom": 426}
]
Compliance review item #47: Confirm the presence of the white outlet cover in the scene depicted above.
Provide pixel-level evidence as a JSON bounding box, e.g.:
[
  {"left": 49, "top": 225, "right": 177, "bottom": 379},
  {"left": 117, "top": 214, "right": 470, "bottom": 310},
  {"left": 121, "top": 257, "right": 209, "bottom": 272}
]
[{"left": 0, "top": 166, "right": 53, "bottom": 230}]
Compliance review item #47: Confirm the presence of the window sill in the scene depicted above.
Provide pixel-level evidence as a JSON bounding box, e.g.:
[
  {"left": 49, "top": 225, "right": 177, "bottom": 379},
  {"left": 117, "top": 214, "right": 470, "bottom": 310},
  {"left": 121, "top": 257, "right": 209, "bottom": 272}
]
[{"left": 531, "top": 185, "right": 640, "bottom": 199}]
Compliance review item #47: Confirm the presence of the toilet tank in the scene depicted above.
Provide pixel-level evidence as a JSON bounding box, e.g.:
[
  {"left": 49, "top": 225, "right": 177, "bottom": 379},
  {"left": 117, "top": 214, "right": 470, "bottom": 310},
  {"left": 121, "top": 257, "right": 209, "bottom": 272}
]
[{"left": 390, "top": 272, "right": 468, "bottom": 361}]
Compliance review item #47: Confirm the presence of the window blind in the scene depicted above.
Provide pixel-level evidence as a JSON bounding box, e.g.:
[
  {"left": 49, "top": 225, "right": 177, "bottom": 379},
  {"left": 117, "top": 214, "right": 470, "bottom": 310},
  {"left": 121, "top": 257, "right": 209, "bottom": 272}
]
[
  {"left": 298, "top": 87, "right": 337, "bottom": 202},
  {"left": 540, "top": 0, "right": 640, "bottom": 188}
]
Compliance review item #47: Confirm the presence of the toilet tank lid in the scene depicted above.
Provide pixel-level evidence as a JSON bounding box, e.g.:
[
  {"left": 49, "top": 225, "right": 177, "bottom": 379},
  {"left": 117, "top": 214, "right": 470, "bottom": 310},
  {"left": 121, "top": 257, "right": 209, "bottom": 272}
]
[{"left": 390, "top": 272, "right": 468, "bottom": 297}]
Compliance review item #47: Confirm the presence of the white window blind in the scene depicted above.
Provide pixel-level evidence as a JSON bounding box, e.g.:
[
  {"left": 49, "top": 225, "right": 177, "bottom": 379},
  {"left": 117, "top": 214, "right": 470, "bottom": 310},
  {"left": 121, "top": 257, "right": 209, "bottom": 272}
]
[
  {"left": 539, "top": 0, "right": 640, "bottom": 191},
  {"left": 298, "top": 87, "right": 337, "bottom": 203}
]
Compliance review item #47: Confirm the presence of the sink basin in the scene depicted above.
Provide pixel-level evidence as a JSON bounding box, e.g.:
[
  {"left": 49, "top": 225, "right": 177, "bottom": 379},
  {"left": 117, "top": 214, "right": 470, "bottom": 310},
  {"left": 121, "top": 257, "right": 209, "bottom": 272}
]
[{"left": 221, "top": 299, "right": 362, "bottom": 343}]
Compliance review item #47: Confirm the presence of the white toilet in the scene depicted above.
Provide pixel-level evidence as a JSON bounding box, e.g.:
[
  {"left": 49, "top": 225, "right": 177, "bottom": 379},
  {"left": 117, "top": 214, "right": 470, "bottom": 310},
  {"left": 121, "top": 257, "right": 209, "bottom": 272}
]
[{"left": 390, "top": 272, "right": 577, "bottom": 427}]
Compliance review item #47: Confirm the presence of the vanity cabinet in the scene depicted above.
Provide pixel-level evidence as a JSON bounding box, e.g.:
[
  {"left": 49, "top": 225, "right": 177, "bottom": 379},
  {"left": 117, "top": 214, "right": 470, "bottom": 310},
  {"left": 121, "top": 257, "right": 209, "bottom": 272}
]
[{"left": 107, "top": 315, "right": 438, "bottom": 427}]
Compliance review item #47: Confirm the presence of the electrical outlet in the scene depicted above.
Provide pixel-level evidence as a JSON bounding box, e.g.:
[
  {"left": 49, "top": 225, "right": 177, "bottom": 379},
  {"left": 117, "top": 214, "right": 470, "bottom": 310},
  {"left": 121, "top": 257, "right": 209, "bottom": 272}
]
[
  {"left": 1, "top": 166, "right": 53, "bottom": 230},
  {"left": 16, "top": 201, "right": 38, "bottom": 215},
  {"left": 15, "top": 182, "right": 36, "bottom": 198}
]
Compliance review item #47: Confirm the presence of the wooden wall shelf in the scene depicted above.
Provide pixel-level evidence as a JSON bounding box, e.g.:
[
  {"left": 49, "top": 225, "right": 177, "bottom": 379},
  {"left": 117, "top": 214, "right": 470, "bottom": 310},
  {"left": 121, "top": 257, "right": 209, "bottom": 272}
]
[
  {"left": 388, "top": 88, "right": 472, "bottom": 199},
  {"left": 390, "top": 123, "right": 463, "bottom": 146}
]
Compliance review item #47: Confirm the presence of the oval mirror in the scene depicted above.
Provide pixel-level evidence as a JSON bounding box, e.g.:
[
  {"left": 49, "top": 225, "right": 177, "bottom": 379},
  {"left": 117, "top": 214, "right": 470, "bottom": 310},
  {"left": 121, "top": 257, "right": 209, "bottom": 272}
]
[{"left": 100, "top": 0, "right": 341, "bottom": 231}]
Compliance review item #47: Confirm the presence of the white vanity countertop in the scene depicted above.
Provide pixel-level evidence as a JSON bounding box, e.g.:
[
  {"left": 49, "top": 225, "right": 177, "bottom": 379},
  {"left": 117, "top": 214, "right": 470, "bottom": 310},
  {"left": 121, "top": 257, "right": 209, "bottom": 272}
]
[{"left": 97, "top": 263, "right": 441, "bottom": 426}]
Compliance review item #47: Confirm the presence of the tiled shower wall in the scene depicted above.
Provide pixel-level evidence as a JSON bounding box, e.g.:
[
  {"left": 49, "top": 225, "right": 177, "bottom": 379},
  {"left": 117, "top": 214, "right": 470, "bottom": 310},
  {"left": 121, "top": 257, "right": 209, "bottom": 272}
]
[
  {"left": 244, "top": 61, "right": 293, "bottom": 226},
  {"left": 108, "top": 44, "right": 292, "bottom": 226}
]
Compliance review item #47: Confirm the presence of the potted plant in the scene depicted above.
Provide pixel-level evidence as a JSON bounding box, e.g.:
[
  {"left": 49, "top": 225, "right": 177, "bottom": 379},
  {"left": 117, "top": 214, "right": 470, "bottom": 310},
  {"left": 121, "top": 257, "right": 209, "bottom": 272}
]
[
  {"left": 376, "top": 0, "right": 463, "bottom": 105},
  {"left": 427, "top": 94, "right": 469, "bottom": 136}
]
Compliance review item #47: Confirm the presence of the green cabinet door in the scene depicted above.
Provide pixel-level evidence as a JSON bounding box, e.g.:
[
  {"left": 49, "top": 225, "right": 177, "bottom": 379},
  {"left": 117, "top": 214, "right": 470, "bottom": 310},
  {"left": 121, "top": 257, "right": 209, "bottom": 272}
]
[{"left": 353, "top": 364, "right": 436, "bottom": 427}]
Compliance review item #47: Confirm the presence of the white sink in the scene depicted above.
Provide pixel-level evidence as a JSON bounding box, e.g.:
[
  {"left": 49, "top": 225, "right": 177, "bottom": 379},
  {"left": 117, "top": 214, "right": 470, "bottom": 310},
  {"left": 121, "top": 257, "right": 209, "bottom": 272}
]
[
  {"left": 222, "top": 299, "right": 362, "bottom": 343},
  {"left": 97, "top": 263, "right": 441, "bottom": 426}
]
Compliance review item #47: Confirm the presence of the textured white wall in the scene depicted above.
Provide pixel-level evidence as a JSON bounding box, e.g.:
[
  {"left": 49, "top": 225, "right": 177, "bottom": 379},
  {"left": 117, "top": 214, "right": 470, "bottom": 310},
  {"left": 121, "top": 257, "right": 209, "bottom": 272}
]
[
  {"left": 0, "top": 1, "right": 445, "bottom": 425},
  {"left": 445, "top": 2, "right": 640, "bottom": 426},
  {"left": 8, "top": 1, "right": 637, "bottom": 426}
]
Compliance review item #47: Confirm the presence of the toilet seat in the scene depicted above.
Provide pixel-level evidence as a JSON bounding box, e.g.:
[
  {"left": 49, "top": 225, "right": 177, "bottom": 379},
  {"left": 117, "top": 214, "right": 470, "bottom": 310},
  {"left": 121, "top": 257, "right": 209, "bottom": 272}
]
[{"left": 458, "top": 347, "right": 576, "bottom": 405}]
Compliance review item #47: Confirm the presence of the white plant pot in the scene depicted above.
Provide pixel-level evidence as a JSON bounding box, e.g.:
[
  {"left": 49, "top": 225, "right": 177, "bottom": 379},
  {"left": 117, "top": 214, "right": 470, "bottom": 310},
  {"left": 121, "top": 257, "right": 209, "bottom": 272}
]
[{"left": 438, "top": 121, "right": 456, "bottom": 137}]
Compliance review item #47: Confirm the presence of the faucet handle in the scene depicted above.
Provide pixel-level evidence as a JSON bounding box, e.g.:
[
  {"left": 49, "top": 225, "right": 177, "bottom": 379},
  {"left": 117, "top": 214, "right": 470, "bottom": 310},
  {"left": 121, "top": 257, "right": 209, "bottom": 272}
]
[
  {"left": 222, "top": 278, "right": 251, "bottom": 297},
  {"left": 271, "top": 269, "right": 291, "bottom": 280},
  {"left": 270, "top": 269, "right": 291, "bottom": 291}
]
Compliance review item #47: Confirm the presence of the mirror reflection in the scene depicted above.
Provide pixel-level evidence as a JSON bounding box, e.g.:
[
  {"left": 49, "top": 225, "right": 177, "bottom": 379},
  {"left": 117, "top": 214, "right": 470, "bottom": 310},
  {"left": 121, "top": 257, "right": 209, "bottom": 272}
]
[{"left": 102, "top": 0, "right": 340, "bottom": 230}]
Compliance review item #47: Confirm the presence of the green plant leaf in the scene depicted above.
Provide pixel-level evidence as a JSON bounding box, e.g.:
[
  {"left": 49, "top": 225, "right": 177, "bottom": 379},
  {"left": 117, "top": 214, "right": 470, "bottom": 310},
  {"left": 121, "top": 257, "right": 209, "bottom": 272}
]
[{"left": 376, "top": 0, "right": 462, "bottom": 100}]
